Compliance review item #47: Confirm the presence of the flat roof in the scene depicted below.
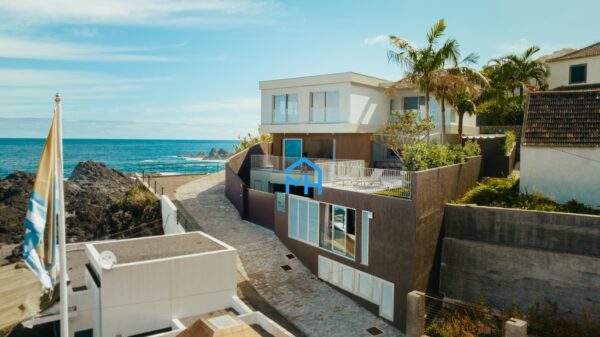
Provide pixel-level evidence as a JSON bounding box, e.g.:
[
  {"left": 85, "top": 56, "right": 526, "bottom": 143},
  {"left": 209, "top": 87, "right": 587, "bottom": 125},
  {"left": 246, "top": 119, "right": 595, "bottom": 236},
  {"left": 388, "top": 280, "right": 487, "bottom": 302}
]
[
  {"left": 259, "top": 72, "right": 392, "bottom": 90},
  {"left": 67, "top": 246, "right": 89, "bottom": 289},
  {"left": 92, "top": 232, "right": 227, "bottom": 265}
]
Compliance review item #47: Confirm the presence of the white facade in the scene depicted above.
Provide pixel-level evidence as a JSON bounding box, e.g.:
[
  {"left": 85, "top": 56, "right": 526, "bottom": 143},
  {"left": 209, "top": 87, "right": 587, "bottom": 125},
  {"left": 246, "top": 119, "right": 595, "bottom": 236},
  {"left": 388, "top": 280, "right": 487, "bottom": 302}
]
[
  {"left": 520, "top": 146, "right": 600, "bottom": 208},
  {"left": 546, "top": 55, "right": 600, "bottom": 89},
  {"left": 29, "top": 231, "right": 295, "bottom": 337},
  {"left": 258, "top": 72, "right": 478, "bottom": 135}
]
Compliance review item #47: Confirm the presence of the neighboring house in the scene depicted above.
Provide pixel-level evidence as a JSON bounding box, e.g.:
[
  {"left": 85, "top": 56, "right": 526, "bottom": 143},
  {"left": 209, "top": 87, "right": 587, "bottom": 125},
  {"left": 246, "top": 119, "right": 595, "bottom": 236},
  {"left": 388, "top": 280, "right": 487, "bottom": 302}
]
[
  {"left": 521, "top": 89, "right": 600, "bottom": 208},
  {"left": 545, "top": 42, "right": 600, "bottom": 89},
  {"left": 258, "top": 72, "right": 478, "bottom": 168},
  {"left": 24, "top": 232, "right": 294, "bottom": 337}
]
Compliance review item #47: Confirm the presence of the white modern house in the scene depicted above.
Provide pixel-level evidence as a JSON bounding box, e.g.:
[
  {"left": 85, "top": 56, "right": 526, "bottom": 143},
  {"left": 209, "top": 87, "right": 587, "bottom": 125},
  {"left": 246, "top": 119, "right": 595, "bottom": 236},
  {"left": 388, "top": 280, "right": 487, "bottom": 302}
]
[
  {"left": 521, "top": 89, "right": 600, "bottom": 208},
  {"left": 24, "top": 231, "right": 294, "bottom": 337},
  {"left": 258, "top": 72, "right": 478, "bottom": 167},
  {"left": 545, "top": 42, "right": 600, "bottom": 89}
]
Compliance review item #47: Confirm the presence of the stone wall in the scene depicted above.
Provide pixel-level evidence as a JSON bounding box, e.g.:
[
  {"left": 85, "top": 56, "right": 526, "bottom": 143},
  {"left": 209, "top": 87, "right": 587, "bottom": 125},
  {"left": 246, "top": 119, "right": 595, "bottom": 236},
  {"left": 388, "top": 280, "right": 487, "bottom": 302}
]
[{"left": 441, "top": 204, "right": 600, "bottom": 314}]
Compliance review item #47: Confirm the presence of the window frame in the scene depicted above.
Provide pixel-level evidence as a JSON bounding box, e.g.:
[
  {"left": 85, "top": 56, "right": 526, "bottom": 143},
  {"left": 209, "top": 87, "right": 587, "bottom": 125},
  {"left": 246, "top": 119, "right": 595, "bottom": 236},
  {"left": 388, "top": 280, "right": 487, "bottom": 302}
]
[
  {"left": 287, "top": 195, "right": 320, "bottom": 247},
  {"left": 272, "top": 94, "right": 298, "bottom": 123},
  {"left": 309, "top": 90, "right": 340, "bottom": 123},
  {"left": 569, "top": 63, "right": 587, "bottom": 84}
]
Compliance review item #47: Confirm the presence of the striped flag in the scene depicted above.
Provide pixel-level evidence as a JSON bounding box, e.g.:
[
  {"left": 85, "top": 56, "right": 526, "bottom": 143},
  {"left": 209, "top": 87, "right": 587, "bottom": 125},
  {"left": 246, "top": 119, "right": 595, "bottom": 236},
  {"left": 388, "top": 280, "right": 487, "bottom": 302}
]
[{"left": 22, "top": 110, "right": 61, "bottom": 289}]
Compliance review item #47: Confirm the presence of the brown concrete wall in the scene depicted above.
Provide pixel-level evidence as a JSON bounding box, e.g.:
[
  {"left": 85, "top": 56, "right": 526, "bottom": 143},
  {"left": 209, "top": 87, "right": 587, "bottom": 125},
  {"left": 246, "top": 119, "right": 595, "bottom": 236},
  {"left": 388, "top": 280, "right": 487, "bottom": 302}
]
[
  {"left": 247, "top": 188, "right": 275, "bottom": 230},
  {"left": 225, "top": 166, "right": 247, "bottom": 218},
  {"left": 270, "top": 157, "right": 482, "bottom": 332},
  {"left": 272, "top": 133, "right": 373, "bottom": 163},
  {"left": 442, "top": 204, "right": 600, "bottom": 315},
  {"left": 412, "top": 156, "right": 482, "bottom": 293},
  {"left": 274, "top": 190, "right": 417, "bottom": 330},
  {"left": 225, "top": 142, "right": 270, "bottom": 219},
  {"left": 476, "top": 137, "right": 515, "bottom": 178}
]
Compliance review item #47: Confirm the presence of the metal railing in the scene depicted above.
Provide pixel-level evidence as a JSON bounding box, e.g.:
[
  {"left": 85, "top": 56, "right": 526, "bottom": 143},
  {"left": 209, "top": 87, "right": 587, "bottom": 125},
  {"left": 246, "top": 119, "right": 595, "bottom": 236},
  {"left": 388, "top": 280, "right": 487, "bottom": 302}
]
[
  {"left": 317, "top": 161, "right": 411, "bottom": 199},
  {"left": 250, "top": 155, "right": 411, "bottom": 199},
  {"left": 139, "top": 161, "right": 225, "bottom": 176},
  {"left": 177, "top": 209, "right": 197, "bottom": 232},
  {"left": 250, "top": 154, "right": 362, "bottom": 172},
  {"left": 141, "top": 171, "right": 165, "bottom": 196}
]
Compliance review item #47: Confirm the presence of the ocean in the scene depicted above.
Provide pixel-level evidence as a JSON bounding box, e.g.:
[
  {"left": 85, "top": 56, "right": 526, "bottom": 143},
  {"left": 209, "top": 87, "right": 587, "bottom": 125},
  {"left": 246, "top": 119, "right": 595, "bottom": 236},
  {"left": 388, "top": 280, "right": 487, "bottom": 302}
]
[{"left": 0, "top": 138, "right": 238, "bottom": 178}]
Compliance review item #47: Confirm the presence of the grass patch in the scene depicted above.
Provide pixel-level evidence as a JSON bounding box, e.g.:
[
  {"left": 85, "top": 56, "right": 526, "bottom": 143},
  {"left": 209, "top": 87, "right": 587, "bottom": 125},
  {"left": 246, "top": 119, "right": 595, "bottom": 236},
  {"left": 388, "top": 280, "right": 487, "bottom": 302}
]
[
  {"left": 454, "top": 176, "right": 600, "bottom": 215},
  {"left": 373, "top": 187, "right": 410, "bottom": 198}
]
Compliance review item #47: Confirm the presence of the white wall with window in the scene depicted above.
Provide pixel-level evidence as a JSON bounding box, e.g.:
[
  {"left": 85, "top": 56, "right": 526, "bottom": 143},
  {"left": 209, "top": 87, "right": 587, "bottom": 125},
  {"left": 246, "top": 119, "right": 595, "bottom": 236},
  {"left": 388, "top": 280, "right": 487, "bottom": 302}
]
[
  {"left": 260, "top": 82, "right": 350, "bottom": 126},
  {"left": 318, "top": 255, "right": 394, "bottom": 321},
  {"left": 310, "top": 91, "right": 340, "bottom": 122},
  {"left": 547, "top": 56, "right": 600, "bottom": 89}
]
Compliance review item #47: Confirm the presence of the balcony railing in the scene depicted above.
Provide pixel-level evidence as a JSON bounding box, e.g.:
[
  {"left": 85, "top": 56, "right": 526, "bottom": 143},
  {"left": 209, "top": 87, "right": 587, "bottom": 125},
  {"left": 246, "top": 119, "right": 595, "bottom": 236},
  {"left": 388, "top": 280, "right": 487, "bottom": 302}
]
[
  {"left": 317, "top": 161, "right": 411, "bottom": 199},
  {"left": 251, "top": 155, "right": 411, "bottom": 199}
]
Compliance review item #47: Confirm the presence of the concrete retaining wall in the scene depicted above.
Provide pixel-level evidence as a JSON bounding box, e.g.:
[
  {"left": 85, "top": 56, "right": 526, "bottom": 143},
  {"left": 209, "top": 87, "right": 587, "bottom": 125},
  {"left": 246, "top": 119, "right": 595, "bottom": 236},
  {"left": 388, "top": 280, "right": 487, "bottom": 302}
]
[
  {"left": 247, "top": 188, "right": 275, "bottom": 230},
  {"left": 441, "top": 204, "right": 600, "bottom": 314},
  {"left": 161, "top": 196, "right": 184, "bottom": 234}
]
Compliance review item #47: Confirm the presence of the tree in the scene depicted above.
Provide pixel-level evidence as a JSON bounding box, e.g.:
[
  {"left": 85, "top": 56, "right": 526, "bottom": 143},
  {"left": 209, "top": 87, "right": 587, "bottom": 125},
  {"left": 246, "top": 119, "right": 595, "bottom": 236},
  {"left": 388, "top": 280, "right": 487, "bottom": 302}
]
[
  {"left": 234, "top": 133, "right": 272, "bottom": 153},
  {"left": 501, "top": 46, "right": 549, "bottom": 106},
  {"left": 478, "top": 46, "right": 549, "bottom": 125},
  {"left": 372, "top": 110, "right": 434, "bottom": 160},
  {"left": 386, "top": 18, "right": 460, "bottom": 142},
  {"left": 449, "top": 67, "right": 489, "bottom": 138}
]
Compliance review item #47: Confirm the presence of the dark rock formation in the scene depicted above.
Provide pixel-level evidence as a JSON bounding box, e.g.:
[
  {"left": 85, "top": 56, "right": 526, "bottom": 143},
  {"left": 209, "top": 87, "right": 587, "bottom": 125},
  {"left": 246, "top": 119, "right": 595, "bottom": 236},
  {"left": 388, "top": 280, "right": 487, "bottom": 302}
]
[
  {"left": 178, "top": 147, "right": 231, "bottom": 160},
  {"left": 0, "top": 161, "right": 162, "bottom": 264}
]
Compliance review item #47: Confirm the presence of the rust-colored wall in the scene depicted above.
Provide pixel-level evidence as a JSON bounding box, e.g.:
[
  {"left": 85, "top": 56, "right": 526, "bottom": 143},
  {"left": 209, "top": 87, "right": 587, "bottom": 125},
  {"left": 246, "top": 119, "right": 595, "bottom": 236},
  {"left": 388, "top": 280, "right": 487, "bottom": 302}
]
[
  {"left": 225, "top": 142, "right": 271, "bottom": 219},
  {"left": 412, "top": 156, "right": 482, "bottom": 293},
  {"left": 225, "top": 166, "right": 247, "bottom": 218},
  {"left": 247, "top": 188, "right": 275, "bottom": 229},
  {"left": 272, "top": 133, "right": 373, "bottom": 163},
  {"left": 274, "top": 190, "right": 417, "bottom": 330},
  {"left": 270, "top": 157, "right": 482, "bottom": 332}
]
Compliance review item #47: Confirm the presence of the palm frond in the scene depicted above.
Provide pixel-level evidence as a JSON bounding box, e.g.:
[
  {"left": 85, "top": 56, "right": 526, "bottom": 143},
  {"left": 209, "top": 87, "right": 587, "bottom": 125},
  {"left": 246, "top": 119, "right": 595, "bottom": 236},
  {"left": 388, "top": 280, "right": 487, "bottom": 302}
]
[{"left": 427, "top": 18, "right": 446, "bottom": 44}]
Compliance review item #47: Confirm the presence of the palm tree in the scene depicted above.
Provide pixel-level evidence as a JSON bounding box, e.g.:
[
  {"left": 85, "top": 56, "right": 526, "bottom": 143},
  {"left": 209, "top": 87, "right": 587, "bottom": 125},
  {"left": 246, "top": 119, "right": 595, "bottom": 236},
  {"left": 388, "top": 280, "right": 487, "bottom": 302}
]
[
  {"left": 450, "top": 68, "right": 489, "bottom": 138},
  {"left": 430, "top": 54, "right": 479, "bottom": 144},
  {"left": 386, "top": 19, "right": 460, "bottom": 142},
  {"left": 493, "top": 46, "right": 549, "bottom": 106}
]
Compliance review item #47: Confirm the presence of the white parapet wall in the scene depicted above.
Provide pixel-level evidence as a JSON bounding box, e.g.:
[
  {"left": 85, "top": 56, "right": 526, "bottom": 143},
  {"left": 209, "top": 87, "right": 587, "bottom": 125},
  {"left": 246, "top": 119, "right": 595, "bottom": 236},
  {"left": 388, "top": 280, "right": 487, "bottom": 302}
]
[
  {"left": 520, "top": 146, "right": 600, "bottom": 208},
  {"left": 161, "top": 195, "right": 185, "bottom": 234}
]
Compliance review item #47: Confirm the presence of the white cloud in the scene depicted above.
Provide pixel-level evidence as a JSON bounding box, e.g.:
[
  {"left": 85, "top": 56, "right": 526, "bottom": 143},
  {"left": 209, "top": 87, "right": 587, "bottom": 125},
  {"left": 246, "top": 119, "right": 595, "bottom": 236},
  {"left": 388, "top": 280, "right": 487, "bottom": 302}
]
[
  {"left": 363, "top": 34, "right": 388, "bottom": 46},
  {"left": 492, "top": 38, "right": 570, "bottom": 57},
  {"left": 0, "top": 0, "right": 278, "bottom": 27},
  {"left": 0, "top": 36, "right": 181, "bottom": 62}
]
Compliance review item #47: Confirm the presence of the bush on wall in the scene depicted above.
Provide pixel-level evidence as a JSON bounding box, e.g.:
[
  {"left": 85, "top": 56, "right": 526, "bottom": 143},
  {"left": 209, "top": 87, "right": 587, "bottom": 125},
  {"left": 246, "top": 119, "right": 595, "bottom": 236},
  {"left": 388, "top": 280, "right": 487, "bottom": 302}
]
[{"left": 401, "top": 140, "right": 481, "bottom": 171}]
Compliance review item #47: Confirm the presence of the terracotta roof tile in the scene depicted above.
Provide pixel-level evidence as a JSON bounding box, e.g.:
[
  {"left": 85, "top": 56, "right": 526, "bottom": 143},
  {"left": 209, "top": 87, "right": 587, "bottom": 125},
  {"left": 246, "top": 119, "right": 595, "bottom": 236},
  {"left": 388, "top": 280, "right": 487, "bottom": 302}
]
[
  {"left": 548, "top": 42, "right": 600, "bottom": 62},
  {"left": 523, "top": 89, "right": 600, "bottom": 147}
]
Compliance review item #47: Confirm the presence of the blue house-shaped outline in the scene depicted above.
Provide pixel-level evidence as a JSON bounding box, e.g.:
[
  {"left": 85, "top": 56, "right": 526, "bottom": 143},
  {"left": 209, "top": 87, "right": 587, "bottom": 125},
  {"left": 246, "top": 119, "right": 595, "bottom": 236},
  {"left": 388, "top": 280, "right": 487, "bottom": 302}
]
[{"left": 284, "top": 157, "right": 323, "bottom": 195}]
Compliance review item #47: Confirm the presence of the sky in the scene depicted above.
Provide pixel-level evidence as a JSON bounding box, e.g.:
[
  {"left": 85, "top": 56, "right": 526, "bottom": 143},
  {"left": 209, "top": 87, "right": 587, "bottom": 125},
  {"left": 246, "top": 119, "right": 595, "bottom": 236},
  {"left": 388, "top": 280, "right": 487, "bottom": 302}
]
[{"left": 0, "top": 0, "right": 598, "bottom": 140}]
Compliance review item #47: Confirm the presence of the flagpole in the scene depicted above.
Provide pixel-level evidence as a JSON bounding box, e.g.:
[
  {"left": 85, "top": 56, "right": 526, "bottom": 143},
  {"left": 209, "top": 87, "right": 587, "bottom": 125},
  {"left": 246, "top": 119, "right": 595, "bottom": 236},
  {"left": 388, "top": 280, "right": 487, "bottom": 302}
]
[{"left": 55, "top": 93, "right": 69, "bottom": 337}]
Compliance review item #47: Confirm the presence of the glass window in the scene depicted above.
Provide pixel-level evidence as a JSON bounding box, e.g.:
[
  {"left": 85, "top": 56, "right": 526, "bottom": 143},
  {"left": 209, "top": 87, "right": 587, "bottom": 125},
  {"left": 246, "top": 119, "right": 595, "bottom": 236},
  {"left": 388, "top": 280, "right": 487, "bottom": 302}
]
[
  {"left": 288, "top": 197, "right": 298, "bottom": 239},
  {"left": 298, "top": 199, "right": 308, "bottom": 241},
  {"left": 570, "top": 64, "right": 587, "bottom": 84},
  {"left": 325, "top": 91, "right": 340, "bottom": 122},
  {"left": 310, "top": 91, "right": 340, "bottom": 122},
  {"left": 319, "top": 204, "right": 356, "bottom": 259},
  {"left": 273, "top": 95, "right": 286, "bottom": 123},
  {"left": 287, "top": 94, "right": 298, "bottom": 122},
  {"left": 380, "top": 280, "right": 394, "bottom": 320},
  {"left": 311, "top": 92, "right": 326, "bottom": 122},
  {"left": 361, "top": 211, "right": 371, "bottom": 266},
  {"left": 308, "top": 202, "right": 319, "bottom": 245},
  {"left": 273, "top": 94, "right": 298, "bottom": 123}
]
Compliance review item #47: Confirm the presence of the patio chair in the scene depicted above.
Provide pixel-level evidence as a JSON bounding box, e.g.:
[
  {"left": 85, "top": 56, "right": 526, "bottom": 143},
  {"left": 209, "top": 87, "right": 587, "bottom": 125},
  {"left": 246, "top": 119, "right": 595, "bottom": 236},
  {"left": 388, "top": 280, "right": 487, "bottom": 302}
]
[{"left": 354, "top": 169, "right": 384, "bottom": 187}]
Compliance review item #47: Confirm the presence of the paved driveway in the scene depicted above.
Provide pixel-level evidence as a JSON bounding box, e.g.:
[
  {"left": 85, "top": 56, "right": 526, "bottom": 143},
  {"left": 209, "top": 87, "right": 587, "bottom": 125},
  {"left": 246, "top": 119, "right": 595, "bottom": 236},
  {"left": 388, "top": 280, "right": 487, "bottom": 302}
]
[{"left": 175, "top": 172, "right": 403, "bottom": 337}]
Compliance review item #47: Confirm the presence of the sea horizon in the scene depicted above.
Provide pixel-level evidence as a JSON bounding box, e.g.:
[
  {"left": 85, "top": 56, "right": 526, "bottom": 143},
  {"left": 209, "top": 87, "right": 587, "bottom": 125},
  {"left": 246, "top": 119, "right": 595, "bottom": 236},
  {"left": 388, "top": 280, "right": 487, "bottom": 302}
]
[{"left": 0, "top": 138, "right": 239, "bottom": 178}]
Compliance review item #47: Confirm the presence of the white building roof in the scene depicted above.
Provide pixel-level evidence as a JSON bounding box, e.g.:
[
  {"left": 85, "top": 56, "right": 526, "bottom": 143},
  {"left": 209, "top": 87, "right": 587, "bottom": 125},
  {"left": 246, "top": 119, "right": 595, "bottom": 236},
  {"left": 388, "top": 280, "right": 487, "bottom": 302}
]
[{"left": 259, "top": 72, "right": 392, "bottom": 90}]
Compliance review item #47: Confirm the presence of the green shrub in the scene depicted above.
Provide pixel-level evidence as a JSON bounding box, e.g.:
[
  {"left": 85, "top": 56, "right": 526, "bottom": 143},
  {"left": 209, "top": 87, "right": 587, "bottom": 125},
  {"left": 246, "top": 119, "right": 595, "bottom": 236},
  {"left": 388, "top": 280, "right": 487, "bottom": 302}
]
[
  {"left": 425, "top": 324, "right": 452, "bottom": 337},
  {"left": 502, "top": 130, "right": 517, "bottom": 155},
  {"left": 463, "top": 140, "right": 481, "bottom": 157},
  {"left": 454, "top": 176, "right": 600, "bottom": 215},
  {"left": 401, "top": 141, "right": 481, "bottom": 171}
]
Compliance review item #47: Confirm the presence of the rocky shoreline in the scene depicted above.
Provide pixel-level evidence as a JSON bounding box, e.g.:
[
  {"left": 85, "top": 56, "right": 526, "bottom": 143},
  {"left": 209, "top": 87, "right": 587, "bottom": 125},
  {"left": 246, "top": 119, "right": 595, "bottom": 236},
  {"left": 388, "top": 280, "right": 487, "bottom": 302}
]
[
  {"left": 178, "top": 147, "right": 231, "bottom": 160},
  {"left": 0, "top": 161, "right": 162, "bottom": 265}
]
